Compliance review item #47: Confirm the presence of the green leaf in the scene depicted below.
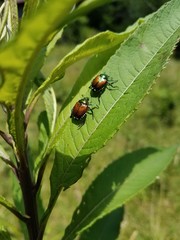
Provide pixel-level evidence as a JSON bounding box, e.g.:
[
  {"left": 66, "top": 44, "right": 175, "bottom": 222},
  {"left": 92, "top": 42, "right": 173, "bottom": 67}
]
[
  {"left": 49, "top": 0, "right": 180, "bottom": 191},
  {"left": 79, "top": 207, "right": 124, "bottom": 240},
  {"left": 0, "top": 195, "right": 28, "bottom": 222},
  {"left": 43, "top": 87, "right": 57, "bottom": 134},
  {"left": 62, "top": 146, "right": 177, "bottom": 240},
  {"left": 8, "top": 0, "right": 18, "bottom": 36},
  {"left": 34, "top": 111, "right": 49, "bottom": 172},
  {"left": 0, "top": 226, "right": 12, "bottom": 240},
  {"left": 11, "top": 172, "right": 24, "bottom": 216},
  {"left": 45, "top": 29, "right": 64, "bottom": 57},
  {"left": 0, "top": 0, "right": 77, "bottom": 105},
  {"left": 35, "top": 87, "right": 57, "bottom": 171},
  {"left": 0, "top": 0, "right": 18, "bottom": 41},
  {"left": 0, "top": 1, "right": 9, "bottom": 41},
  {"left": 33, "top": 88, "right": 57, "bottom": 229}
]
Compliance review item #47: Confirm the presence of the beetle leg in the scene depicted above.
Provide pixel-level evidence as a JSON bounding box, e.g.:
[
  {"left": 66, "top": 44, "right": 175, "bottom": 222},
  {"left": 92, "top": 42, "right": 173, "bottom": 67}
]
[
  {"left": 77, "top": 115, "right": 86, "bottom": 129},
  {"left": 97, "top": 96, "right": 101, "bottom": 104},
  {"left": 109, "top": 79, "right": 118, "bottom": 83},
  {"left": 87, "top": 108, "right": 94, "bottom": 119},
  {"left": 93, "top": 104, "right": 99, "bottom": 110},
  {"left": 107, "top": 82, "right": 119, "bottom": 90}
]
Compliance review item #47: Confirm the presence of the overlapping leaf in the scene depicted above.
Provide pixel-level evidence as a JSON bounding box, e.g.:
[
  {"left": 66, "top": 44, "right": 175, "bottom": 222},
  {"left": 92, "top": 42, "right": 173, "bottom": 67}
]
[
  {"left": 62, "top": 146, "right": 177, "bottom": 239},
  {"left": 79, "top": 207, "right": 124, "bottom": 240}
]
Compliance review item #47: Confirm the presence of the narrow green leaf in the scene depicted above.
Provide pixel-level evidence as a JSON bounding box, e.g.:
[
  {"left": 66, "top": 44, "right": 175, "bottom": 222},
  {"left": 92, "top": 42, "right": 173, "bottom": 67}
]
[
  {"left": 35, "top": 111, "right": 49, "bottom": 172},
  {"left": 62, "top": 146, "right": 177, "bottom": 240},
  {"left": 46, "top": 29, "right": 64, "bottom": 57},
  {"left": 0, "top": 1, "right": 9, "bottom": 41},
  {"left": 34, "top": 88, "right": 57, "bottom": 218},
  {"left": 49, "top": 0, "right": 180, "bottom": 191},
  {"left": 12, "top": 174, "right": 24, "bottom": 216},
  {"left": 79, "top": 207, "right": 124, "bottom": 240},
  {"left": 9, "top": 0, "right": 19, "bottom": 36},
  {"left": 0, "top": 0, "right": 18, "bottom": 41},
  {"left": 35, "top": 87, "right": 57, "bottom": 171},
  {"left": 0, "top": 195, "right": 28, "bottom": 222},
  {"left": 43, "top": 87, "right": 57, "bottom": 134}
]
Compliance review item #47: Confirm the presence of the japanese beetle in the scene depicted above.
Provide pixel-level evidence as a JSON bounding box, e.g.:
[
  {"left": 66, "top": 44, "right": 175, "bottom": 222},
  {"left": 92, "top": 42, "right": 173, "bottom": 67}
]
[
  {"left": 70, "top": 97, "right": 97, "bottom": 127},
  {"left": 89, "top": 74, "right": 118, "bottom": 101}
]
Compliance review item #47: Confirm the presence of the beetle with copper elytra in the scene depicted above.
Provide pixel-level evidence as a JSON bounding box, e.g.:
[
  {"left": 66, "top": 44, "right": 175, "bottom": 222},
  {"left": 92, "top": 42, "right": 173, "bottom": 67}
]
[
  {"left": 70, "top": 97, "right": 98, "bottom": 127},
  {"left": 90, "top": 74, "right": 118, "bottom": 94}
]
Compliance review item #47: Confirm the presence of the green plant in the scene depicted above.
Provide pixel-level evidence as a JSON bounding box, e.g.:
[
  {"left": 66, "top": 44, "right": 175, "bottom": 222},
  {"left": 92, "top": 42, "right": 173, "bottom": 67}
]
[{"left": 0, "top": 0, "right": 179, "bottom": 239}]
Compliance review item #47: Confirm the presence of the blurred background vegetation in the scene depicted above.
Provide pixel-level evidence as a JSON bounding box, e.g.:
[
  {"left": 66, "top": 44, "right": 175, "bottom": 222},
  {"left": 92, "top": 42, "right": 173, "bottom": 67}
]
[
  {"left": 63, "top": 0, "right": 169, "bottom": 42},
  {"left": 0, "top": 0, "right": 179, "bottom": 239}
]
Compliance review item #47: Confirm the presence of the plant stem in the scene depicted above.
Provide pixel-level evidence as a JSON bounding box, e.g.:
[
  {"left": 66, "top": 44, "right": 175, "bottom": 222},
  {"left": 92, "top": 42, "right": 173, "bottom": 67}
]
[{"left": 18, "top": 150, "right": 39, "bottom": 240}]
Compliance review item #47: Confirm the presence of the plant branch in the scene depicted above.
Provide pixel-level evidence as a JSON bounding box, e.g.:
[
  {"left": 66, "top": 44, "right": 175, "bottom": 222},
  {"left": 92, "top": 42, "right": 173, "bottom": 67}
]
[
  {"left": 0, "top": 130, "right": 14, "bottom": 147},
  {"left": 18, "top": 151, "right": 40, "bottom": 240}
]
